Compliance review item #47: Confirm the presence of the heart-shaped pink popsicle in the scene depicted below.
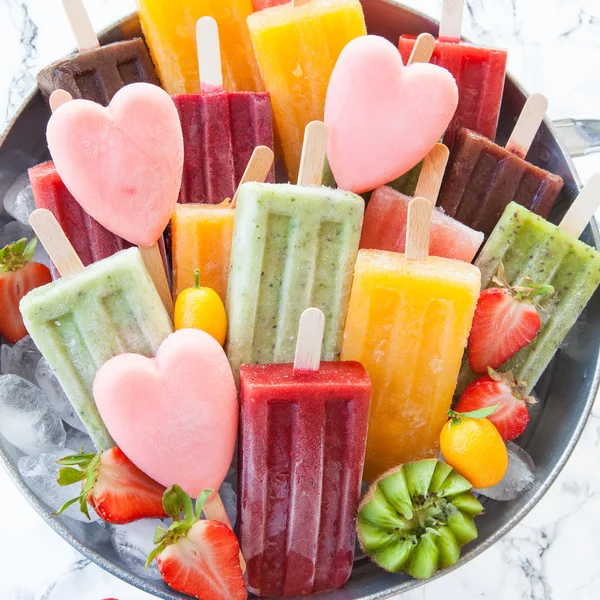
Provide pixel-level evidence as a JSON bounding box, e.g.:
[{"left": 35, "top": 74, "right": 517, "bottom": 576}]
[
  {"left": 325, "top": 35, "right": 459, "bottom": 195},
  {"left": 47, "top": 83, "right": 184, "bottom": 248},
  {"left": 94, "top": 329, "right": 238, "bottom": 498}
]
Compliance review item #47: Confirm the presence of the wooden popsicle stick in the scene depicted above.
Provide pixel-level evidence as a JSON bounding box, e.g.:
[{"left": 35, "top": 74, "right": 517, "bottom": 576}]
[
  {"left": 62, "top": 0, "right": 100, "bottom": 51},
  {"left": 49, "top": 90, "right": 73, "bottom": 113},
  {"left": 196, "top": 16, "right": 223, "bottom": 93},
  {"left": 505, "top": 94, "right": 549, "bottom": 159},
  {"left": 559, "top": 173, "right": 600, "bottom": 239},
  {"left": 230, "top": 146, "right": 275, "bottom": 209},
  {"left": 439, "top": 0, "right": 464, "bottom": 41},
  {"left": 414, "top": 143, "right": 450, "bottom": 203},
  {"left": 406, "top": 197, "right": 433, "bottom": 261},
  {"left": 297, "top": 121, "right": 329, "bottom": 187},
  {"left": 29, "top": 209, "right": 85, "bottom": 277},
  {"left": 294, "top": 308, "right": 326, "bottom": 373},
  {"left": 407, "top": 33, "right": 436, "bottom": 66},
  {"left": 139, "top": 244, "right": 174, "bottom": 318},
  {"left": 204, "top": 496, "right": 247, "bottom": 573}
]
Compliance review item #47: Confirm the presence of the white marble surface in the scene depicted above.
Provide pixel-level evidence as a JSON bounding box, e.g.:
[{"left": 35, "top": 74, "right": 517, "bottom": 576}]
[{"left": 1, "top": 0, "right": 600, "bottom": 598}]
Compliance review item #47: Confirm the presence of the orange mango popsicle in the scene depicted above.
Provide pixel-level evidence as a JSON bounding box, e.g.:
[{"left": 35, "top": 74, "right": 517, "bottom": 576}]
[
  {"left": 247, "top": 0, "right": 366, "bottom": 182},
  {"left": 341, "top": 249, "right": 480, "bottom": 481},
  {"left": 137, "top": 0, "right": 263, "bottom": 94},
  {"left": 171, "top": 201, "right": 235, "bottom": 302}
]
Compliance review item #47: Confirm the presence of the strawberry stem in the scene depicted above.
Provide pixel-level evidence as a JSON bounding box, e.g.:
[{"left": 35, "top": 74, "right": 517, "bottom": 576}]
[{"left": 0, "top": 237, "right": 37, "bottom": 272}]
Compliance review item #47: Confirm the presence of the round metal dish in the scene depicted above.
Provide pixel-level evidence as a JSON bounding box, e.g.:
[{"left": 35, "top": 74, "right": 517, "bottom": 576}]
[{"left": 1, "top": 2, "right": 600, "bottom": 599}]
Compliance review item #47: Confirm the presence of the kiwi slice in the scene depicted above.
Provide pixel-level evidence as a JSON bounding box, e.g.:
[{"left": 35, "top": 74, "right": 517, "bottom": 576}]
[{"left": 357, "top": 459, "right": 483, "bottom": 579}]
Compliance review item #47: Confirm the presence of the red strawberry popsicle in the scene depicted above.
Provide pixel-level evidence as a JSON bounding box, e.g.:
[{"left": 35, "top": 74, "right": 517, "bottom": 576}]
[{"left": 173, "top": 17, "right": 274, "bottom": 204}]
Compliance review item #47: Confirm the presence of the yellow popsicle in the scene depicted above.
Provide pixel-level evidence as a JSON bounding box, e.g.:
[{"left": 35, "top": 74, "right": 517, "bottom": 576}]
[
  {"left": 171, "top": 201, "right": 235, "bottom": 303},
  {"left": 341, "top": 249, "right": 481, "bottom": 482},
  {"left": 247, "top": 0, "right": 366, "bottom": 182},
  {"left": 137, "top": 0, "right": 263, "bottom": 94}
]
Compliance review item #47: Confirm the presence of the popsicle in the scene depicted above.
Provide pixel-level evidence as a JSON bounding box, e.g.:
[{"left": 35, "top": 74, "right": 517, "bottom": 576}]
[
  {"left": 321, "top": 33, "right": 435, "bottom": 198},
  {"left": 226, "top": 122, "right": 364, "bottom": 379},
  {"left": 247, "top": 0, "right": 367, "bottom": 182},
  {"left": 438, "top": 94, "right": 564, "bottom": 237},
  {"left": 172, "top": 145, "right": 275, "bottom": 302},
  {"left": 137, "top": 0, "right": 263, "bottom": 95},
  {"left": 238, "top": 308, "right": 371, "bottom": 596},
  {"left": 29, "top": 87, "right": 132, "bottom": 277},
  {"left": 324, "top": 34, "right": 459, "bottom": 195},
  {"left": 456, "top": 175, "right": 600, "bottom": 395},
  {"left": 360, "top": 144, "right": 484, "bottom": 262},
  {"left": 398, "top": 0, "right": 507, "bottom": 150},
  {"left": 341, "top": 198, "right": 481, "bottom": 481},
  {"left": 20, "top": 210, "right": 173, "bottom": 451},
  {"left": 37, "top": 0, "right": 160, "bottom": 106},
  {"left": 173, "top": 17, "right": 274, "bottom": 205},
  {"left": 46, "top": 84, "right": 184, "bottom": 316}
]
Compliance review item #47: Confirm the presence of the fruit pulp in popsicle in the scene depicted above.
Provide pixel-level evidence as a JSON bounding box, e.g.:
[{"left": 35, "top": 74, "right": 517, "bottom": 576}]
[
  {"left": 171, "top": 202, "right": 235, "bottom": 302},
  {"left": 247, "top": 0, "right": 367, "bottom": 182},
  {"left": 399, "top": 35, "right": 507, "bottom": 151},
  {"left": 438, "top": 128, "right": 564, "bottom": 237},
  {"left": 173, "top": 91, "right": 275, "bottom": 204},
  {"left": 226, "top": 182, "right": 364, "bottom": 379},
  {"left": 36, "top": 39, "right": 160, "bottom": 106},
  {"left": 238, "top": 361, "right": 371, "bottom": 597},
  {"left": 341, "top": 249, "right": 481, "bottom": 481},
  {"left": 19, "top": 248, "right": 174, "bottom": 451},
  {"left": 360, "top": 185, "right": 484, "bottom": 262},
  {"left": 456, "top": 202, "right": 600, "bottom": 395},
  {"left": 137, "top": 0, "right": 263, "bottom": 95}
]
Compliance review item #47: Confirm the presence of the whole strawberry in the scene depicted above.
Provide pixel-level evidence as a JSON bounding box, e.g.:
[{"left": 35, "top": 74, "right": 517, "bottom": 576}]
[
  {"left": 147, "top": 486, "right": 247, "bottom": 600},
  {"left": 455, "top": 368, "right": 535, "bottom": 442},
  {"left": 0, "top": 237, "right": 51, "bottom": 343},
  {"left": 56, "top": 447, "right": 167, "bottom": 523},
  {"left": 468, "top": 264, "right": 554, "bottom": 374}
]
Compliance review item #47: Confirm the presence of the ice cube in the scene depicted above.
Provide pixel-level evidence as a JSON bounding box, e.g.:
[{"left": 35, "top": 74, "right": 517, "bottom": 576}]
[
  {"left": 1, "top": 336, "right": 42, "bottom": 383},
  {"left": 219, "top": 481, "right": 237, "bottom": 528},
  {"left": 0, "top": 220, "right": 50, "bottom": 268},
  {"left": 0, "top": 220, "right": 34, "bottom": 250},
  {"left": 35, "top": 357, "right": 86, "bottom": 432},
  {"left": 0, "top": 374, "right": 66, "bottom": 455},
  {"left": 476, "top": 442, "right": 535, "bottom": 501},
  {"left": 108, "top": 519, "right": 164, "bottom": 580},
  {"left": 64, "top": 426, "right": 96, "bottom": 454},
  {"left": 18, "top": 449, "right": 100, "bottom": 523},
  {"left": 3, "top": 173, "right": 32, "bottom": 223}
]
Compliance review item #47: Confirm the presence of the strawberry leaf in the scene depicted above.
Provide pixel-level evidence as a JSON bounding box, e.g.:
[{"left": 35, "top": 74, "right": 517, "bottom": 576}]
[
  {"left": 195, "top": 489, "right": 213, "bottom": 521},
  {"left": 162, "top": 484, "right": 194, "bottom": 523},
  {"left": 449, "top": 403, "right": 501, "bottom": 420},
  {"left": 54, "top": 496, "right": 81, "bottom": 516},
  {"left": 153, "top": 525, "right": 168, "bottom": 545},
  {"left": 57, "top": 467, "right": 87, "bottom": 486},
  {"left": 22, "top": 237, "right": 37, "bottom": 263}
]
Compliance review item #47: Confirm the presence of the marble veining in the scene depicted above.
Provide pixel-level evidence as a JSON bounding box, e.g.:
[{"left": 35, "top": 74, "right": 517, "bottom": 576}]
[{"left": 1, "top": 0, "right": 600, "bottom": 599}]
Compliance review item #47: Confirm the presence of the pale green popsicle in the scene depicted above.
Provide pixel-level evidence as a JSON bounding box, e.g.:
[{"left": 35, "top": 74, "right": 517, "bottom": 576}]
[
  {"left": 20, "top": 248, "right": 173, "bottom": 451},
  {"left": 226, "top": 182, "right": 364, "bottom": 378},
  {"left": 457, "top": 201, "right": 600, "bottom": 395}
]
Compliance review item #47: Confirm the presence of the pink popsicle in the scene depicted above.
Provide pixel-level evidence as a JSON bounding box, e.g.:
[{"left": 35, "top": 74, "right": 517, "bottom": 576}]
[
  {"left": 46, "top": 83, "right": 184, "bottom": 248},
  {"left": 361, "top": 185, "right": 484, "bottom": 262},
  {"left": 324, "top": 35, "right": 458, "bottom": 195},
  {"left": 94, "top": 329, "right": 238, "bottom": 498}
]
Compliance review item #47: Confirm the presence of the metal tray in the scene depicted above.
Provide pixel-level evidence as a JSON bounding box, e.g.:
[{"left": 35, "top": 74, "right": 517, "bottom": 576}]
[{"left": 1, "top": 1, "right": 600, "bottom": 598}]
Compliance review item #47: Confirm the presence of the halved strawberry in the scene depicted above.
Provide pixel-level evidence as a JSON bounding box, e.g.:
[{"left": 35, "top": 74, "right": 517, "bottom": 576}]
[
  {"left": 56, "top": 447, "right": 167, "bottom": 524},
  {"left": 467, "top": 264, "right": 554, "bottom": 374},
  {"left": 455, "top": 369, "right": 535, "bottom": 442},
  {"left": 0, "top": 237, "right": 51, "bottom": 343},
  {"left": 148, "top": 486, "right": 246, "bottom": 600}
]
